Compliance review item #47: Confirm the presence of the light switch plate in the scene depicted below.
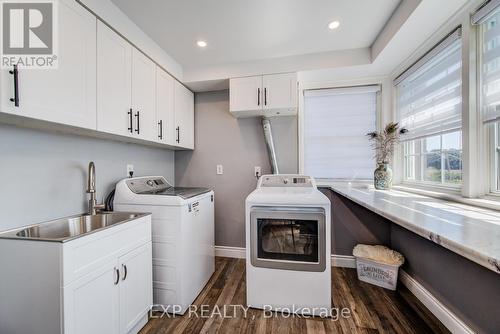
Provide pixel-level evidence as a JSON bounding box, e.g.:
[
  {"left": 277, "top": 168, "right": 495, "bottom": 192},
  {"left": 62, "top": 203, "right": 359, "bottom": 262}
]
[{"left": 216, "top": 164, "right": 223, "bottom": 175}]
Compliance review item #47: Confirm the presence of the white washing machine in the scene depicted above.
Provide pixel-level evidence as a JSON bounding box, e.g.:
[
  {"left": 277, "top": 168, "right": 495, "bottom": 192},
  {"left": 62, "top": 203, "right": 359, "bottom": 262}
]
[
  {"left": 245, "top": 174, "right": 331, "bottom": 315},
  {"left": 114, "top": 176, "right": 215, "bottom": 314}
]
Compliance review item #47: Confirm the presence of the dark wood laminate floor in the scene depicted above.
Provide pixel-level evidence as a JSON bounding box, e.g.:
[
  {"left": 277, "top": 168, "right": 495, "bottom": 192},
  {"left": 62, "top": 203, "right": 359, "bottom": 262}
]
[{"left": 140, "top": 257, "right": 450, "bottom": 334}]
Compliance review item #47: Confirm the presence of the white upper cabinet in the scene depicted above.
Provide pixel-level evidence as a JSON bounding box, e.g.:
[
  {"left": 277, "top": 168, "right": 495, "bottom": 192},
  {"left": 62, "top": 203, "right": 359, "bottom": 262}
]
[
  {"left": 131, "top": 49, "right": 156, "bottom": 142},
  {"left": 262, "top": 73, "right": 297, "bottom": 111},
  {"left": 229, "top": 76, "right": 262, "bottom": 113},
  {"left": 0, "top": 1, "right": 194, "bottom": 150},
  {"left": 229, "top": 73, "right": 297, "bottom": 118},
  {"left": 97, "top": 21, "right": 132, "bottom": 137},
  {"left": 0, "top": 0, "right": 96, "bottom": 129},
  {"left": 174, "top": 81, "right": 194, "bottom": 149},
  {"left": 156, "top": 67, "right": 175, "bottom": 145},
  {"left": 97, "top": 23, "right": 169, "bottom": 144}
]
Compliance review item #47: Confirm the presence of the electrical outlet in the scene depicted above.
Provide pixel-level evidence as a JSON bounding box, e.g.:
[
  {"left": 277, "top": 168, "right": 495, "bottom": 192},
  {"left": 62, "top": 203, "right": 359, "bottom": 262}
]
[
  {"left": 216, "top": 164, "right": 223, "bottom": 175},
  {"left": 126, "top": 164, "right": 134, "bottom": 177},
  {"left": 254, "top": 166, "right": 261, "bottom": 178}
]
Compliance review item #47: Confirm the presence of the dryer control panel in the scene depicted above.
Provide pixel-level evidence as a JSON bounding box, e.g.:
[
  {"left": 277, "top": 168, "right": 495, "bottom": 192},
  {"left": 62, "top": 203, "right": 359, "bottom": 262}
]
[{"left": 258, "top": 174, "right": 315, "bottom": 188}]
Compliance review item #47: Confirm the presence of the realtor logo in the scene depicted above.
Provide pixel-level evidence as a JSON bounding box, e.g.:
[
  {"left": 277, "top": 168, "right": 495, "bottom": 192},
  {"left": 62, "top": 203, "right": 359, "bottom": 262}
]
[{"left": 1, "top": 0, "right": 58, "bottom": 69}]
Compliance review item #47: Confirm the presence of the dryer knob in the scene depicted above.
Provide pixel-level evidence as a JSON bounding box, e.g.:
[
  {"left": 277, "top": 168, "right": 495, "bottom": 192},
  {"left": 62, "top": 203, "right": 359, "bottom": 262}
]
[{"left": 146, "top": 180, "right": 154, "bottom": 186}]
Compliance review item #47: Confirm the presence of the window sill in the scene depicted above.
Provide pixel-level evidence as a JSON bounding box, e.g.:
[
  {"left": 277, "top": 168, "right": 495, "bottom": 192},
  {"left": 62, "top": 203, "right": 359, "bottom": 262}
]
[
  {"left": 399, "top": 181, "right": 461, "bottom": 194},
  {"left": 393, "top": 184, "right": 500, "bottom": 212},
  {"left": 317, "top": 181, "right": 500, "bottom": 274}
]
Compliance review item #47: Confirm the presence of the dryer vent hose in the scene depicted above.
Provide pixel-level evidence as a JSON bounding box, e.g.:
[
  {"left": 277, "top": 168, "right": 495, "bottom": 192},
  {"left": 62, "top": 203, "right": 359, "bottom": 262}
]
[
  {"left": 262, "top": 117, "right": 279, "bottom": 174},
  {"left": 105, "top": 188, "right": 115, "bottom": 212}
]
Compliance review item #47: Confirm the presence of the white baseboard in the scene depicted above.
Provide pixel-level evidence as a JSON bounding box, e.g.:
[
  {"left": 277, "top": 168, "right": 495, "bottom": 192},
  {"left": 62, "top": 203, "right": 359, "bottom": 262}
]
[
  {"left": 215, "top": 249, "right": 473, "bottom": 334},
  {"left": 331, "top": 254, "right": 356, "bottom": 268},
  {"left": 399, "top": 270, "right": 475, "bottom": 334},
  {"left": 214, "top": 246, "right": 246, "bottom": 259}
]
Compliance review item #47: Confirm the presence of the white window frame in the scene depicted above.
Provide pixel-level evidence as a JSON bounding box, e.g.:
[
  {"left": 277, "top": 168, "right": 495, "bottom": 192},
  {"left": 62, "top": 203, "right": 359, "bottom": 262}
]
[
  {"left": 394, "top": 27, "right": 464, "bottom": 192},
  {"left": 489, "top": 123, "right": 500, "bottom": 193},
  {"left": 298, "top": 77, "right": 390, "bottom": 180},
  {"left": 391, "top": 0, "right": 485, "bottom": 198},
  {"left": 476, "top": 4, "right": 500, "bottom": 196},
  {"left": 401, "top": 132, "right": 463, "bottom": 190}
]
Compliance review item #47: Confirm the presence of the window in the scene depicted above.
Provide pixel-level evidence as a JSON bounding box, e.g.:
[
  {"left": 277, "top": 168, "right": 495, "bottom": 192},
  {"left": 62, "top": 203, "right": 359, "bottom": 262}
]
[
  {"left": 303, "top": 86, "right": 379, "bottom": 179},
  {"left": 478, "top": 8, "right": 500, "bottom": 192},
  {"left": 395, "top": 28, "right": 463, "bottom": 187},
  {"left": 403, "top": 132, "right": 462, "bottom": 185}
]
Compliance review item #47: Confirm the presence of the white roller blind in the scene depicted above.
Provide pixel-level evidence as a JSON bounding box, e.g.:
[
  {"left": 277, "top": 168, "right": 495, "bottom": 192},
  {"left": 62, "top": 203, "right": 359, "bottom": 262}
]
[
  {"left": 472, "top": 0, "right": 500, "bottom": 24},
  {"left": 303, "top": 86, "right": 378, "bottom": 179},
  {"left": 480, "top": 9, "right": 500, "bottom": 123},
  {"left": 396, "top": 30, "right": 462, "bottom": 141}
]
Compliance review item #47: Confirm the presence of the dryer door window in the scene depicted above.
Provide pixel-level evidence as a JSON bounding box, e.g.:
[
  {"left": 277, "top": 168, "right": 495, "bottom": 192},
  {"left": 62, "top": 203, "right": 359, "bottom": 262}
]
[
  {"left": 258, "top": 218, "right": 318, "bottom": 263},
  {"left": 250, "top": 207, "right": 326, "bottom": 272}
]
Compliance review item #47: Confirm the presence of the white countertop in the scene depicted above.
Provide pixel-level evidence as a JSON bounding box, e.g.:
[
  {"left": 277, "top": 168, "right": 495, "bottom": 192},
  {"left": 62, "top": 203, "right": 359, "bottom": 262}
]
[{"left": 318, "top": 181, "right": 500, "bottom": 275}]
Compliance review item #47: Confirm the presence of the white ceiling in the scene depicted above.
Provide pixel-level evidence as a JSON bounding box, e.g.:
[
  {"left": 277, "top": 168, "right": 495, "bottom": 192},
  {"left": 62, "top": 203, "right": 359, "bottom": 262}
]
[{"left": 111, "top": 0, "right": 401, "bottom": 69}]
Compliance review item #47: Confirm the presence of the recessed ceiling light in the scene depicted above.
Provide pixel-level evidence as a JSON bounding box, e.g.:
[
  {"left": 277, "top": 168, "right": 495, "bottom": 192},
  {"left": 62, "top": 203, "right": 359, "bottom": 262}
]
[
  {"left": 197, "top": 40, "right": 207, "bottom": 48},
  {"left": 328, "top": 21, "right": 340, "bottom": 30}
]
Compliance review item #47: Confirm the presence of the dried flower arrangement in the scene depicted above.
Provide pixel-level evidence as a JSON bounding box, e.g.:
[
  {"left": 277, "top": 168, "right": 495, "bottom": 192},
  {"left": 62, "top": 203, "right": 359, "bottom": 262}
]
[{"left": 366, "top": 122, "right": 408, "bottom": 164}]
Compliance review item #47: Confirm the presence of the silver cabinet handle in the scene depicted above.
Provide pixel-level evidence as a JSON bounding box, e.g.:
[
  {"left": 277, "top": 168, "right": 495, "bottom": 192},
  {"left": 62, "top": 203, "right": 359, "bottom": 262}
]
[
  {"left": 122, "top": 264, "right": 128, "bottom": 281},
  {"left": 257, "top": 88, "right": 260, "bottom": 106},
  {"left": 114, "top": 267, "right": 120, "bottom": 285}
]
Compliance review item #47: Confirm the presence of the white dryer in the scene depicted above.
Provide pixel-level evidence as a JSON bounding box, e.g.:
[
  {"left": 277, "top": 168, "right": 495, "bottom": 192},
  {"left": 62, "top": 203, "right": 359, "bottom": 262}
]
[
  {"left": 245, "top": 174, "right": 331, "bottom": 315},
  {"left": 114, "top": 176, "right": 214, "bottom": 314}
]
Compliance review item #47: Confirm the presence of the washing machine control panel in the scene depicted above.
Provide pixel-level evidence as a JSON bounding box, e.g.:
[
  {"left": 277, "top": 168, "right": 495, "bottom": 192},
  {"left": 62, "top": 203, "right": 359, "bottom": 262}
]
[
  {"left": 126, "top": 177, "right": 170, "bottom": 194},
  {"left": 259, "top": 175, "right": 315, "bottom": 188}
]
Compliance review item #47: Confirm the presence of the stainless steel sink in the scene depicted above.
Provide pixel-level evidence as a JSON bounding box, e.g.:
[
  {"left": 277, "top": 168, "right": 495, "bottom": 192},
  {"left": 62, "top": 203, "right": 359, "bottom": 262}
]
[{"left": 0, "top": 212, "right": 149, "bottom": 242}]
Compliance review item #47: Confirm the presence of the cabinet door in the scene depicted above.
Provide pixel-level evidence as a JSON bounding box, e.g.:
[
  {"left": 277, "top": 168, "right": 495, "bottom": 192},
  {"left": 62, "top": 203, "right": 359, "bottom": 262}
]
[
  {"left": 119, "top": 243, "right": 153, "bottom": 334},
  {"left": 156, "top": 67, "right": 175, "bottom": 145},
  {"left": 174, "top": 81, "right": 194, "bottom": 149},
  {"left": 262, "top": 73, "right": 297, "bottom": 111},
  {"left": 132, "top": 49, "right": 156, "bottom": 142},
  {"left": 97, "top": 21, "right": 133, "bottom": 137},
  {"left": 0, "top": 0, "right": 96, "bottom": 129},
  {"left": 229, "top": 76, "right": 262, "bottom": 112},
  {"left": 64, "top": 261, "right": 120, "bottom": 334}
]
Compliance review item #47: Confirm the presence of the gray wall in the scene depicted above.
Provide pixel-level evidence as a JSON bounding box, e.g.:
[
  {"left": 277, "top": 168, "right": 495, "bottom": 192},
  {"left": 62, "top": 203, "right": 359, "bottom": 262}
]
[
  {"left": 0, "top": 123, "right": 175, "bottom": 232},
  {"left": 175, "top": 90, "right": 298, "bottom": 247},
  {"left": 325, "top": 188, "right": 500, "bottom": 334},
  {"left": 320, "top": 189, "right": 391, "bottom": 254}
]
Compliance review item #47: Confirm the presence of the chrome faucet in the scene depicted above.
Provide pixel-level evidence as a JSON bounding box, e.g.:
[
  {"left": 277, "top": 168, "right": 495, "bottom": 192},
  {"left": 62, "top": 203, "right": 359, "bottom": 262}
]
[{"left": 87, "top": 162, "right": 105, "bottom": 215}]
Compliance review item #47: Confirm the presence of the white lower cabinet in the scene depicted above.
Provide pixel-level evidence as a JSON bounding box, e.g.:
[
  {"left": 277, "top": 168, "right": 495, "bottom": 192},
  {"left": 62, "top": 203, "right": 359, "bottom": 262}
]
[
  {"left": 0, "top": 215, "right": 152, "bottom": 334},
  {"left": 64, "top": 243, "right": 152, "bottom": 334},
  {"left": 64, "top": 261, "right": 120, "bottom": 334},
  {"left": 119, "top": 244, "right": 153, "bottom": 334}
]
